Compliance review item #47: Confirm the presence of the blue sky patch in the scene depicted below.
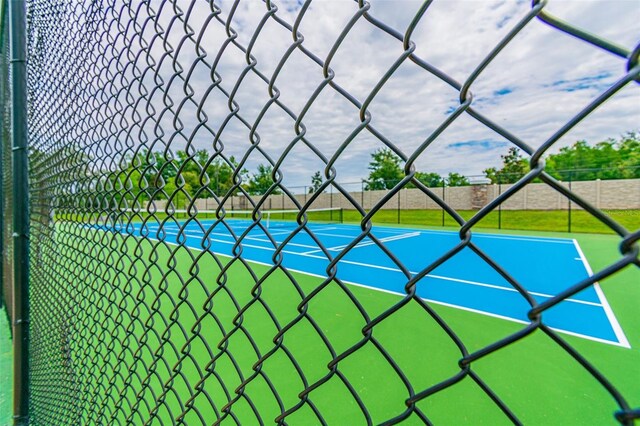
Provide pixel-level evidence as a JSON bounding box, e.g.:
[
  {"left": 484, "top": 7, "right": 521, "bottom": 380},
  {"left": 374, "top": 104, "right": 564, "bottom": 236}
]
[
  {"left": 447, "top": 139, "right": 509, "bottom": 149},
  {"left": 550, "top": 72, "right": 612, "bottom": 92},
  {"left": 494, "top": 87, "right": 513, "bottom": 96}
]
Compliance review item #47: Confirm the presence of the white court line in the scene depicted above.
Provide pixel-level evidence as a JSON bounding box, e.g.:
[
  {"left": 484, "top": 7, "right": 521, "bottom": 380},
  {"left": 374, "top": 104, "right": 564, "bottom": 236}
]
[
  {"left": 307, "top": 231, "right": 361, "bottom": 240},
  {"left": 424, "top": 274, "right": 602, "bottom": 307},
  {"left": 229, "top": 235, "right": 320, "bottom": 251},
  {"left": 302, "top": 232, "right": 420, "bottom": 255},
  {"left": 328, "top": 232, "right": 421, "bottom": 251},
  {"left": 572, "top": 239, "right": 630, "bottom": 348},
  {"left": 319, "top": 223, "right": 575, "bottom": 244},
  {"left": 154, "top": 229, "right": 601, "bottom": 308},
  {"left": 89, "top": 226, "right": 625, "bottom": 347},
  {"left": 174, "top": 221, "right": 573, "bottom": 247},
  {"left": 152, "top": 226, "right": 325, "bottom": 250}
]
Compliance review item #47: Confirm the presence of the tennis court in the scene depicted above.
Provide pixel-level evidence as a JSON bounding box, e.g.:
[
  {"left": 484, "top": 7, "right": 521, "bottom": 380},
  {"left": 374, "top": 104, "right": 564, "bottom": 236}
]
[{"left": 104, "top": 210, "right": 628, "bottom": 347}]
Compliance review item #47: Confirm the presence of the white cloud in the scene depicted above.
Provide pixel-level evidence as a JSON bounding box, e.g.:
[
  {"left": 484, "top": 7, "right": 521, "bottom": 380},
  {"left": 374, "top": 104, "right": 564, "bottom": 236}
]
[{"left": 30, "top": 0, "right": 640, "bottom": 191}]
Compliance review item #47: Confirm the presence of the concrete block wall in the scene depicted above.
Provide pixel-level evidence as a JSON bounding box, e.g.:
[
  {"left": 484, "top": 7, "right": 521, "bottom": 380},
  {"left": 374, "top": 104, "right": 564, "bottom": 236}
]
[
  {"left": 599, "top": 179, "right": 640, "bottom": 209},
  {"left": 147, "top": 178, "right": 639, "bottom": 213}
]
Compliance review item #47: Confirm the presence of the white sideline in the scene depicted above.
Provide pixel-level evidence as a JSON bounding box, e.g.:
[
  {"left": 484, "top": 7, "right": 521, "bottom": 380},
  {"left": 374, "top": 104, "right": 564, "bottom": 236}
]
[
  {"left": 146, "top": 229, "right": 608, "bottom": 309},
  {"left": 301, "top": 231, "right": 420, "bottom": 255},
  {"left": 86, "top": 224, "right": 628, "bottom": 347},
  {"left": 572, "top": 239, "right": 630, "bottom": 348}
]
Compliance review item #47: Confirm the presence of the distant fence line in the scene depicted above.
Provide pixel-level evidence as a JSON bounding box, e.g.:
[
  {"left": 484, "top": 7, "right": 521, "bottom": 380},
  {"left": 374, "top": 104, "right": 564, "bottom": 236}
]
[{"left": 153, "top": 178, "right": 640, "bottom": 213}]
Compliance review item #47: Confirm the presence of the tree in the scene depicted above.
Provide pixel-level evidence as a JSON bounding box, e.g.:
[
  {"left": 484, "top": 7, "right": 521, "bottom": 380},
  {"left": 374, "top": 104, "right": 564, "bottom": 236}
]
[
  {"left": 365, "top": 148, "right": 404, "bottom": 190},
  {"left": 483, "top": 147, "right": 529, "bottom": 184},
  {"left": 618, "top": 133, "right": 640, "bottom": 179},
  {"left": 204, "top": 156, "right": 248, "bottom": 196},
  {"left": 446, "top": 172, "right": 470, "bottom": 187},
  {"left": 544, "top": 132, "right": 640, "bottom": 180},
  {"left": 309, "top": 171, "right": 323, "bottom": 193},
  {"left": 246, "top": 164, "right": 282, "bottom": 195},
  {"left": 413, "top": 171, "right": 443, "bottom": 188}
]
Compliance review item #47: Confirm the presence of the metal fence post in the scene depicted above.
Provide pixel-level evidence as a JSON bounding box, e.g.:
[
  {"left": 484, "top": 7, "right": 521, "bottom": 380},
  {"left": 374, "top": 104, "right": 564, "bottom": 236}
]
[
  {"left": 330, "top": 185, "right": 333, "bottom": 221},
  {"left": 497, "top": 177, "right": 502, "bottom": 230},
  {"left": 397, "top": 187, "right": 400, "bottom": 224},
  {"left": 10, "top": 0, "right": 29, "bottom": 425},
  {"left": 568, "top": 171, "right": 572, "bottom": 233},
  {"left": 441, "top": 180, "right": 445, "bottom": 227}
]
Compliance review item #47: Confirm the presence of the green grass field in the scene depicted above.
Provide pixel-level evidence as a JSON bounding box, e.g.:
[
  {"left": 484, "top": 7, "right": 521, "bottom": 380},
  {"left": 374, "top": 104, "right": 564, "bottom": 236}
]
[
  {"left": 8, "top": 222, "right": 640, "bottom": 424},
  {"left": 60, "top": 209, "right": 639, "bottom": 235},
  {"left": 342, "top": 209, "right": 639, "bottom": 234}
]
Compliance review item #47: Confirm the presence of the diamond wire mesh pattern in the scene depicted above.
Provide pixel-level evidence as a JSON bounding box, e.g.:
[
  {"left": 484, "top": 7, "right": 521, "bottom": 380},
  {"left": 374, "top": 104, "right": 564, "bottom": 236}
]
[{"left": 3, "top": 0, "right": 638, "bottom": 424}]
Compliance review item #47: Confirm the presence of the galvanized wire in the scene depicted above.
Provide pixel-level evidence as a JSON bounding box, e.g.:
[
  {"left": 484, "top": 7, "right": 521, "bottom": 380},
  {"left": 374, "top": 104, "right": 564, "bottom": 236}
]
[{"left": 0, "top": 0, "right": 638, "bottom": 424}]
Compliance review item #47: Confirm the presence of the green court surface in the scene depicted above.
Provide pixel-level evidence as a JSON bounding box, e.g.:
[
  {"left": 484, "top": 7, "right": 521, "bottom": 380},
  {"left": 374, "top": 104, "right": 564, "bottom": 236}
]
[
  {"left": 20, "top": 224, "right": 640, "bottom": 424},
  {"left": 0, "top": 307, "right": 11, "bottom": 425}
]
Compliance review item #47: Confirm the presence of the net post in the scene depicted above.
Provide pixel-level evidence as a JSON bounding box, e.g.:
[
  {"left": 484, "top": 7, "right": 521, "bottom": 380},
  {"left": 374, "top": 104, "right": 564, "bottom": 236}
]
[{"left": 9, "top": 0, "right": 29, "bottom": 425}]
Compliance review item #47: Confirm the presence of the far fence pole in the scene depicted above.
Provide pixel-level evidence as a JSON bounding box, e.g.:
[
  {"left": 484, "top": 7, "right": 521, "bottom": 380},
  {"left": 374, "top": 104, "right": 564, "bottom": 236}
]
[
  {"left": 498, "top": 178, "right": 502, "bottom": 230},
  {"left": 329, "top": 185, "right": 333, "bottom": 221},
  {"left": 568, "top": 171, "right": 572, "bottom": 233},
  {"left": 396, "top": 185, "right": 400, "bottom": 224},
  {"left": 441, "top": 180, "right": 445, "bottom": 227}
]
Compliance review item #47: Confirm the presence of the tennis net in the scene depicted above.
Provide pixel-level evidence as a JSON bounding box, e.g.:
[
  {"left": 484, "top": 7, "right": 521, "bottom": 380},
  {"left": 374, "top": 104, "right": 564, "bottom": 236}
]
[{"left": 100, "top": 207, "right": 344, "bottom": 230}]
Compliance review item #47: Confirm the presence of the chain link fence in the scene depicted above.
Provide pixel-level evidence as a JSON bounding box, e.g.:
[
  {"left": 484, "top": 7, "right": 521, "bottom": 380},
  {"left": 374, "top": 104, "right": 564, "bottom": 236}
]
[
  {"left": 0, "top": 0, "right": 11, "bottom": 323},
  {"left": 1, "top": 0, "right": 639, "bottom": 424}
]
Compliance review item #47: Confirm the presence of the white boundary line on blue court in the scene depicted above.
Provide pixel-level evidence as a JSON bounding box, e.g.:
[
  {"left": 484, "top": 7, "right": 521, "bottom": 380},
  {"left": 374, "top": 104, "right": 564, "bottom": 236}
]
[
  {"left": 148, "top": 229, "right": 607, "bottom": 309},
  {"left": 143, "top": 232, "right": 628, "bottom": 348},
  {"left": 302, "top": 231, "right": 421, "bottom": 254},
  {"left": 142, "top": 228, "right": 622, "bottom": 341},
  {"left": 572, "top": 239, "right": 630, "bottom": 348},
  {"left": 88, "top": 224, "right": 627, "bottom": 347},
  {"left": 325, "top": 223, "right": 576, "bottom": 244}
]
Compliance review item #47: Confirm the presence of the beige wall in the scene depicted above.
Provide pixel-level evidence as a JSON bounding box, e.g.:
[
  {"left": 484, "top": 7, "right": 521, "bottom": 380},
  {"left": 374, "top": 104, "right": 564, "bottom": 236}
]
[
  {"left": 150, "top": 178, "right": 640, "bottom": 212},
  {"left": 487, "top": 179, "right": 639, "bottom": 210}
]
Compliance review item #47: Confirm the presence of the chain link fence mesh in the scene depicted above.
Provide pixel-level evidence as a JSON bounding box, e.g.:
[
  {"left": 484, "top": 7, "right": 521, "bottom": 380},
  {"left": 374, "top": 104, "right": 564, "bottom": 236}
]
[
  {"left": 0, "top": 0, "right": 639, "bottom": 424},
  {"left": 1, "top": 1, "right": 11, "bottom": 325}
]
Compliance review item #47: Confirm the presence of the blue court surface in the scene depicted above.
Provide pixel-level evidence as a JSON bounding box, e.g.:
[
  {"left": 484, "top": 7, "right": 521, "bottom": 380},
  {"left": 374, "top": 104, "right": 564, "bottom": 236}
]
[{"left": 109, "top": 217, "right": 628, "bottom": 347}]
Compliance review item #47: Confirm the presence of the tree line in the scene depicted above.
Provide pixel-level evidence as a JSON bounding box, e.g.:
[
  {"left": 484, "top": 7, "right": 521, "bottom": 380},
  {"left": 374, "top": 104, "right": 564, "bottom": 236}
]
[
  {"left": 361, "top": 148, "right": 468, "bottom": 190},
  {"left": 484, "top": 132, "right": 639, "bottom": 183},
  {"left": 106, "top": 149, "right": 286, "bottom": 203},
  {"left": 99, "top": 132, "right": 638, "bottom": 206},
  {"left": 361, "top": 132, "right": 639, "bottom": 189}
]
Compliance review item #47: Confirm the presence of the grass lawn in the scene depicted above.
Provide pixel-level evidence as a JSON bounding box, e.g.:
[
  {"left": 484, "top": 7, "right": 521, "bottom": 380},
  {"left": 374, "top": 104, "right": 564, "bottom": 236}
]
[
  {"left": 343, "top": 209, "right": 639, "bottom": 234},
  {"left": 22, "top": 221, "right": 639, "bottom": 425},
  {"left": 69, "top": 209, "right": 639, "bottom": 235}
]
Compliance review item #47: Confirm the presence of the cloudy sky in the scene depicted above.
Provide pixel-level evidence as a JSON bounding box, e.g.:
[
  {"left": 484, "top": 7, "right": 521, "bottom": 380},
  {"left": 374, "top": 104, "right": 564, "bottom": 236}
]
[{"left": 62, "top": 0, "right": 640, "bottom": 191}]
